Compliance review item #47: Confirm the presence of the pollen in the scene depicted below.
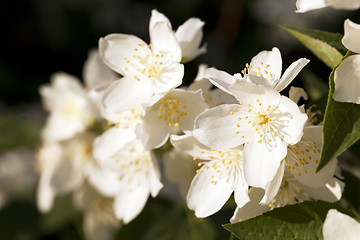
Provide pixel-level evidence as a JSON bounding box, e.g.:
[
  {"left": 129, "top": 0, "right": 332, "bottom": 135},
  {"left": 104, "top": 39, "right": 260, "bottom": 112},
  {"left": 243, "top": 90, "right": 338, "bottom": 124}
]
[{"left": 158, "top": 97, "right": 187, "bottom": 127}]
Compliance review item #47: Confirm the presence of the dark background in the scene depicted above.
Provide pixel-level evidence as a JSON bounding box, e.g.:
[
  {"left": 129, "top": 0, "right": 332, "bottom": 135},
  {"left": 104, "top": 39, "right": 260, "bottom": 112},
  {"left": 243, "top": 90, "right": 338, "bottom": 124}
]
[{"left": 1, "top": 0, "right": 358, "bottom": 108}]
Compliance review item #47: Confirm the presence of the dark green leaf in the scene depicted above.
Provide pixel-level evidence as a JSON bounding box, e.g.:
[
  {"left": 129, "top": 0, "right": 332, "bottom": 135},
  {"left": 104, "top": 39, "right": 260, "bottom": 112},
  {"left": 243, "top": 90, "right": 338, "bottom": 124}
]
[
  {"left": 223, "top": 201, "right": 355, "bottom": 240},
  {"left": 281, "top": 26, "right": 344, "bottom": 68},
  {"left": 317, "top": 52, "right": 360, "bottom": 171}
]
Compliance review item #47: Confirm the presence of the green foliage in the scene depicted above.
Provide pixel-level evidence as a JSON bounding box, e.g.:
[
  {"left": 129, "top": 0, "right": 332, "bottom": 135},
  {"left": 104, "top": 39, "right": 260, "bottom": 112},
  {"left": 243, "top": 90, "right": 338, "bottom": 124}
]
[
  {"left": 281, "top": 26, "right": 344, "bottom": 68},
  {"left": 0, "top": 111, "right": 40, "bottom": 151},
  {"left": 318, "top": 52, "right": 360, "bottom": 171},
  {"left": 223, "top": 201, "right": 356, "bottom": 240}
]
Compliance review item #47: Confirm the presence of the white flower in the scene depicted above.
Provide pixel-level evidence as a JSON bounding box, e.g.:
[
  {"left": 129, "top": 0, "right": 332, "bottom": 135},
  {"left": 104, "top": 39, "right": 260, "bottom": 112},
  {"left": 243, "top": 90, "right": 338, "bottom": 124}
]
[
  {"left": 203, "top": 48, "right": 309, "bottom": 94},
  {"left": 136, "top": 89, "right": 208, "bottom": 150},
  {"left": 98, "top": 138, "right": 163, "bottom": 224},
  {"left": 36, "top": 133, "right": 97, "bottom": 213},
  {"left": 99, "top": 20, "right": 184, "bottom": 112},
  {"left": 333, "top": 19, "right": 360, "bottom": 104},
  {"left": 73, "top": 183, "right": 120, "bottom": 240},
  {"left": 171, "top": 134, "right": 249, "bottom": 218},
  {"left": 40, "top": 72, "right": 98, "bottom": 143},
  {"left": 296, "top": 0, "right": 360, "bottom": 13},
  {"left": 150, "top": 9, "right": 206, "bottom": 62},
  {"left": 193, "top": 82, "right": 308, "bottom": 189},
  {"left": 230, "top": 125, "right": 344, "bottom": 223},
  {"left": 323, "top": 209, "right": 360, "bottom": 240}
]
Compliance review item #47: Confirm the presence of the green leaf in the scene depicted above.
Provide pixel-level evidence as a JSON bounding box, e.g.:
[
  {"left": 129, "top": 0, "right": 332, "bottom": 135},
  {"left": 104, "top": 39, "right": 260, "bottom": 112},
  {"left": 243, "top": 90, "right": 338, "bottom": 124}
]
[
  {"left": 223, "top": 201, "right": 356, "bottom": 240},
  {"left": 281, "top": 26, "right": 344, "bottom": 68},
  {"left": 317, "top": 52, "right": 360, "bottom": 172},
  {"left": 0, "top": 111, "right": 40, "bottom": 151}
]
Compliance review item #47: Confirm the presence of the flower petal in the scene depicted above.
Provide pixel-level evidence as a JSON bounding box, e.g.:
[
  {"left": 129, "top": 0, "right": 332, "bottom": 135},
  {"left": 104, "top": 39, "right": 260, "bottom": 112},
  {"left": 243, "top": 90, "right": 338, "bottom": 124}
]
[
  {"left": 295, "top": 0, "right": 327, "bottom": 13},
  {"left": 149, "top": 9, "right": 172, "bottom": 31},
  {"left": 229, "top": 82, "right": 281, "bottom": 107},
  {"left": 150, "top": 22, "right": 182, "bottom": 63},
  {"left": 275, "top": 58, "right": 310, "bottom": 92},
  {"left": 341, "top": 19, "right": 360, "bottom": 53},
  {"left": 277, "top": 96, "right": 308, "bottom": 145},
  {"left": 289, "top": 86, "right": 309, "bottom": 104},
  {"left": 193, "top": 104, "right": 246, "bottom": 149},
  {"left": 230, "top": 188, "right": 269, "bottom": 223},
  {"left": 93, "top": 127, "right": 136, "bottom": 162},
  {"left": 99, "top": 33, "right": 152, "bottom": 76},
  {"left": 187, "top": 167, "right": 234, "bottom": 218},
  {"left": 113, "top": 185, "right": 150, "bottom": 224},
  {"left": 334, "top": 55, "right": 360, "bottom": 104},
  {"left": 300, "top": 177, "right": 344, "bottom": 202},
  {"left": 83, "top": 49, "right": 118, "bottom": 90},
  {"left": 260, "top": 160, "right": 285, "bottom": 204},
  {"left": 204, "top": 67, "right": 238, "bottom": 95},
  {"left": 103, "top": 77, "right": 154, "bottom": 112},
  {"left": 135, "top": 107, "right": 171, "bottom": 150},
  {"left": 243, "top": 136, "right": 287, "bottom": 189},
  {"left": 175, "top": 18, "right": 206, "bottom": 62},
  {"left": 323, "top": 209, "right": 360, "bottom": 240}
]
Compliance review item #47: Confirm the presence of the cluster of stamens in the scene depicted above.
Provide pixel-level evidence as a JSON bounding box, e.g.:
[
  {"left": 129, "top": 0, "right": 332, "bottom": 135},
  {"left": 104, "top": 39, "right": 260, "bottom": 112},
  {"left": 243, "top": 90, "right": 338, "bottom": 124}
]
[
  {"left": 286, "top": 141, "right": 321, "bottom": 177},
  {"left": 231, "top": 100, "right": 288, "bottom": 145},
  {"left": 157, "top": 98, "right": 188, "bottom": 127},
  {"left": 268, "top": 173, "right": 311, "bottom": 209},
  {"left": 240, "top": 62, "right": 273, "bottom": 79},
  {"left": 194, "top": 149, "right": 242, "bottom": 185},
  {"left": 110, "top": 142, "right": 151, "bottom": 189},
  {"left": 123, "top": 44, "right": 169, "bottom": 82}
]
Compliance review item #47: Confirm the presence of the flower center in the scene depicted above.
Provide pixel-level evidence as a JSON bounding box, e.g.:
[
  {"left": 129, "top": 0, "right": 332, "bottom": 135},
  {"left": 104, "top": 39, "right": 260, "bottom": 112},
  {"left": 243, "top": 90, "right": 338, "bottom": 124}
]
[
  {"left": 257, "top": 114, "right": 270, "bottom": 125},
  {"left": 196, "top": 149, "right": 242, "bottom": 185},
  {"left": 268, "top": 173, "right": 310, "bottom": 209},
  {"left": 157, "top": 98, "right": 188, "bottom": 127}
]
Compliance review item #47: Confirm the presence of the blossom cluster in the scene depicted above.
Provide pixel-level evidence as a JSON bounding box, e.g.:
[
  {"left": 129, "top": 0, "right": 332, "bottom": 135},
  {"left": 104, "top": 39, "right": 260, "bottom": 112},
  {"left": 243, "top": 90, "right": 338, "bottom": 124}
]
[{"left": 36, "top": 8, "right": 346, "bottom": 240}]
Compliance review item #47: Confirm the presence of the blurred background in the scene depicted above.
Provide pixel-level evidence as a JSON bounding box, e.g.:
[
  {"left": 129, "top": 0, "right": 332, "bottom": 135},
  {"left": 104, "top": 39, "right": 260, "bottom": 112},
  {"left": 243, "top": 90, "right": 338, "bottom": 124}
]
[{"left": 1, "top": 0, "right": 360, "bottom": 239}]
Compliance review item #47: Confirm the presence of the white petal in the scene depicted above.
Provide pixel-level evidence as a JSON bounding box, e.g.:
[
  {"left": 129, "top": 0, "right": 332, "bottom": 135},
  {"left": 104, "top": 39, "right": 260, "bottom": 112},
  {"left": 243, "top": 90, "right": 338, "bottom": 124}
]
[
  {"left": 295, "top": 0, "right": 327, "bottom": 13},
  {"left": 248, "top": 47, "right": 282, "bottom": 87},
  {"left": 99, "top": 34, "right": 151, "bottom": 76},
  {"left": 277, "top": 96, "right": 308, "bottom": 145},
  {"left": 204, "top": 67, "right": 238, "bottom": 95},
  {"left": 193, "top": 104, "right": 246, "bottom": 149},
  {"left": 37, "top": 169, "right": 56, "bottom": 213},
  {"left": 289, "top": 86, "right": 309, "bottom": 104},
  {"left": 85, "top": 162, "right": 122, "bottom": 197},
  {"left": 187, "top": 168, "right": 234, "bottom": 218},
  {"left": 229, "top": 82, "right": 281, "bottom": 107},
  {"left": 260, "top": 160, "right": 285, "bottom": 204},
  {"left": 148, "top": 152, "right": 163, "bottom": 197},
  {"left": 342, "top": 19, "right": 360, "bottom": 53},
  {"left": 230, "top": 188, "right": 269, "bottom": 223},
  {"left": 334, "top": 55, "right": 360, "bottom": 104},
  {"left": 149, "top": 9, "right": 172, "bottom": 31},
  {"left": 243, "top": 136, "right": 287, "bottom": 189},
  {"left": 41, "top": 112, "right": 85, "bottom": 142},
  {"left": 300, "top": 177, "right": 344, "bottom": 202},
  {"left": 233, "top": 178, "right": 250, "bottom": 209},
  {"left": 83, "top": 49, "right": 117, "bottom": 90},
  {"left": 103, "top": 77, "right": 154, "bottom": 112},
  {"left": 171, "top": 134, "right": 216, "bottom": 161},
  {"left": 150, "top": 22, "right": 182, "bottom": 63},
  {"left": 275, "top": 58, "right": 310, "bottom": 92},
  {"left": 323, "top": 209, "right": 360, "bottom": 240},
  {"left": 135, "top": 108, "right": 170, "bottom": 150},
  {"left": 113, "top": 186, "right": 149, "bottom": 224},
  {"left": 93, "top": 127, "right": 136, "bottom": 162},
  {"left": 175, "top": 18, "right": 206, "bottom": 62},
  {"left": 326, "top": 0, "right": 360, "bottom": 10}
]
